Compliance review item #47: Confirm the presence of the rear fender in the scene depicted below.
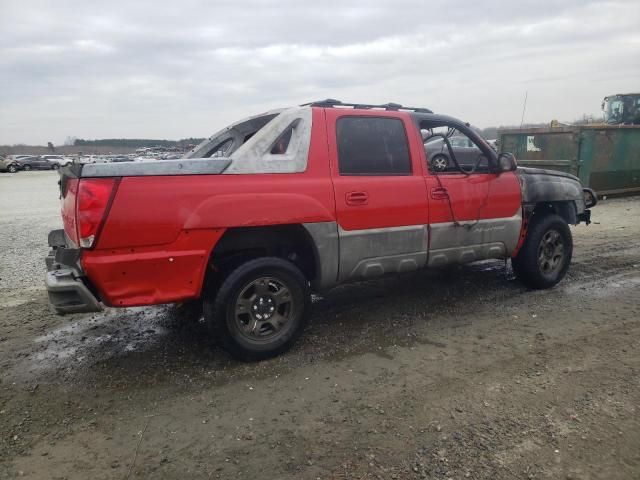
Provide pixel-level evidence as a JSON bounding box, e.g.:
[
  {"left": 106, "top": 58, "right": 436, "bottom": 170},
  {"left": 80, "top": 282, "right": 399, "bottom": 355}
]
[{"left": 184, "top": 193, "right": 334, "bottom": 229}]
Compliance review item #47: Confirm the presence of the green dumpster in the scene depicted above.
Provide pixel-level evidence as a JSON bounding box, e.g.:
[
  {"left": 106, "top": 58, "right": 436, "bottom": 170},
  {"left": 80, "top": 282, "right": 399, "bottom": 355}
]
[{"left": 499, "top": 125, "right": 640, "bottom": 195}]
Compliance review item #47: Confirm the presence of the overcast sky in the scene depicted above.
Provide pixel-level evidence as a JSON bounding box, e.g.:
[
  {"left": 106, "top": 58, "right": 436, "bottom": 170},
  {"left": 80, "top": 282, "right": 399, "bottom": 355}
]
[{"left": 1, "top": 0, "right": 639, "bottom": 145}]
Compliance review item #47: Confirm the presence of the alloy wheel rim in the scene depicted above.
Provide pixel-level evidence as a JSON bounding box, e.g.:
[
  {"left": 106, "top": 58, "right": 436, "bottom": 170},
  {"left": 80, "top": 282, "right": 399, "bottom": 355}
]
[
  {"left": 433, "top": 157, "right": 447, "bottom": 171},
  {"left": 234, "top": 276, "right": 293, "bottom": 342},
  {"left": 537, "top": 229, "right": 564, "bottom": 274}
]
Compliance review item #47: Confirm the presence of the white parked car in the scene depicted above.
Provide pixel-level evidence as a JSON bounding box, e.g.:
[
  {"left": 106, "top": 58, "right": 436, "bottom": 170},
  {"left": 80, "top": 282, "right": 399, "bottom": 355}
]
[{"left": 40, "top": 155, "right": 73, "bottom": 166}]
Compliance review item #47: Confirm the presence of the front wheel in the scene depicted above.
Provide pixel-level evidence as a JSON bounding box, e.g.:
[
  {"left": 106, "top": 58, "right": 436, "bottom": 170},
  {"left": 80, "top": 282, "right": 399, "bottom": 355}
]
[
  {"left": 204, "top": 257, "right": 310, "bottom": 361},
  {"left": 22, "top": 165, "right": 31, "bottom": 171},
  {"left": 51, "top": 163, "right": 60, "bottom": 170},
  {"left": 512, "top": 213, "right": 573, "bottom": 289},
  {"left": 8, "top": 164, "right": 18, "bottom": 173}
]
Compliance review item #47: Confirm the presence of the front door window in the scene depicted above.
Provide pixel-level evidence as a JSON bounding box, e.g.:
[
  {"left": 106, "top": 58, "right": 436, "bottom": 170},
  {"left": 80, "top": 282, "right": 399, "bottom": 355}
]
[{"left": 422, "top": 126, "right": 489, "bottom": 173}]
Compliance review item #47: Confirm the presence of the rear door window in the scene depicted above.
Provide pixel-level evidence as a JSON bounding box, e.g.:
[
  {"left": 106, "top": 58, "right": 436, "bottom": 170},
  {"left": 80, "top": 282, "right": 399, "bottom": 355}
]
[{"left": 337, "top": 117, "right": 411, "bottom": 175}]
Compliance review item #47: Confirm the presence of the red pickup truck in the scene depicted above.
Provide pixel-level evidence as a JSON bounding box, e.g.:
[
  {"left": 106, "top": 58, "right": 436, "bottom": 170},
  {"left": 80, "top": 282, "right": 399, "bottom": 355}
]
[{"left": 46, "top": 100, "right": 596, "bottom": 360}]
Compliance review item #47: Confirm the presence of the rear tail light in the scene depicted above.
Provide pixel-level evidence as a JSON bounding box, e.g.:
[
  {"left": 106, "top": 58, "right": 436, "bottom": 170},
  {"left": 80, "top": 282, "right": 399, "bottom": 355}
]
[
  {"left": 61, "top": 178, "right": 79, "bottom": 245},
  {"left": 76, "top": 178, "right": 118, "bottom": 248}
]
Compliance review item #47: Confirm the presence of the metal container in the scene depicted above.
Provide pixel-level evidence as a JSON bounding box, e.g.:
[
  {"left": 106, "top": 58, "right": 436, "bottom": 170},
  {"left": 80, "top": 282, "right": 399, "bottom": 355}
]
[{"left": 499, "top": 125, "right": 640, "bottom": 195}]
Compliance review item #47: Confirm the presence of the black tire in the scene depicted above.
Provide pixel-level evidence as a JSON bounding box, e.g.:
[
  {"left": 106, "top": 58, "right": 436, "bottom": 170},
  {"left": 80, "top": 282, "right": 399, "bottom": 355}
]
[
  {"left": 204, "top": 257, "right": 310, "bottom": 361},
  {"left": 51, "top": 163, "right": 60, "bottom": 170},
  {"left": 512, "top": 213, "right": 573, "bottom": 289},
  {"left": 23, "top": 164, "right": 31, "bottom": 171},
  {"left": 430, "top": 154, "right": 449, "bottom": 172},
  {"left": 8, "top": 164, "right": 18, "bottom": 173}
]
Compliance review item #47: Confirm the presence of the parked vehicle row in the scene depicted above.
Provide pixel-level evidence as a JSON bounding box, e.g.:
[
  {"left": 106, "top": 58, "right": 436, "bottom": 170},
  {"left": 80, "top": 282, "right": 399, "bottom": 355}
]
[
  {"left": 0, "top": 154, "right": 75, "bottom": 172},
  {"left": 18, "top": 156, "right": 62, "bottom": 170},
  {"left": 0, "top": 152, "right": 174, "bottom": 173},
  {"left": 0, "top": 155, "right": 20, "bottom": 173}
]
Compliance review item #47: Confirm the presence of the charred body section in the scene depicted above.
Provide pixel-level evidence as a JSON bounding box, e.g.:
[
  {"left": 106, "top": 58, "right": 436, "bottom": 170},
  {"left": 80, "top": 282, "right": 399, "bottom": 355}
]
[
  {"left": 184, "top": 106, "right": 313, "bottom": 174},
  {"left": 516, "top": 167, "right": 593, "bottom": 225},
  {"left": 184, "top": 110, "right": 283, "bottom": 159}
]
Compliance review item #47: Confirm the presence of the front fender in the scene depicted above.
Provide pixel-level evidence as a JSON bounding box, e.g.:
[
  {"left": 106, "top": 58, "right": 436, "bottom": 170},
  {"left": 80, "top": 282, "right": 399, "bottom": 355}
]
[{"left": 517, "top": 167, "right": 586, "bottom": 215}]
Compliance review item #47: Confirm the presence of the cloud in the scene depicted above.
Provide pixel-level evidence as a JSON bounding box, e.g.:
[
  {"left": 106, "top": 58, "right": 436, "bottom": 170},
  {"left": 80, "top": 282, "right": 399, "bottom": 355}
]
[{"left": 1, "top": 0, "right": 639, "bottom": 144}]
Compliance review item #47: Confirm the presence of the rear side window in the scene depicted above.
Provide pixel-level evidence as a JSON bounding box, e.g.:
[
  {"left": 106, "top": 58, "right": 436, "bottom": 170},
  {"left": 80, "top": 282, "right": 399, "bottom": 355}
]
[
  {"left": 203, "top": 138, "right": 233, "bottom": 158},
  {"left": 270, "top": 124, "right": 294, "bottom": 154},
  {"left": 337, "top": 117, "right": 411, "bottom": 175}
]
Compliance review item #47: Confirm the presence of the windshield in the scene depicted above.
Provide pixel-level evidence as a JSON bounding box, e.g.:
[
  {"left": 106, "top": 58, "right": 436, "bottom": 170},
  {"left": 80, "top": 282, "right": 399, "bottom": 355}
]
[{"left": 603, "top": 94, "right": 640, "bottom": 125}]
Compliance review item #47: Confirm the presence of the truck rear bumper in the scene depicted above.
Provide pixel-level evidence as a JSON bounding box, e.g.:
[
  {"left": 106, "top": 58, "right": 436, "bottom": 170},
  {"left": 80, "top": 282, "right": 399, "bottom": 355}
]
[
  {"left": 45, "top": 229, "right": 103, "bottom": 315},
  {"left": 45, "top": 268, "right": 103, "bottom": 315}
]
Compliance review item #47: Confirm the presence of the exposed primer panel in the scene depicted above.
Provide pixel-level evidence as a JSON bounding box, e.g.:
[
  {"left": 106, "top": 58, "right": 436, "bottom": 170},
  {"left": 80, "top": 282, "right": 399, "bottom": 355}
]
[
  {"left": 428, "top": 243, "right": 506, "bottom": 267},
  {"left": 306, "top": 214, "right": 522, "bottom": 287},
  {"left": 184, "top": 109, "right": 283, "bottom": 159},
  {"left": 225, "top": 106, "right": 312, "bottom": 174},
  {"left": 338, "top": 225, "right": 428, "bottom": 281},
  {"left": 80, "top": 158, "right": 231, "bottom": 178},
  {"left": 346, "top": 252, "right": 428, "bottom": 280},
  {"left": 302, "top": 222, "right": 339, "bottom": 290},
  {"left": 428, "top": 212, "right": 522, "bottom": 265}
]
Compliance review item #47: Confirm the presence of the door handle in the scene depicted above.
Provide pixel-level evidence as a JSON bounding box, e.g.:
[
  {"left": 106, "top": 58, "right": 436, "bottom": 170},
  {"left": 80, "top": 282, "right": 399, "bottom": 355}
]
[
  {"left": 430, "top": 187, "right": 449, "bottom": 200},
  {"left": 345, "top": 191, "right": 369, "bottom": 206}
]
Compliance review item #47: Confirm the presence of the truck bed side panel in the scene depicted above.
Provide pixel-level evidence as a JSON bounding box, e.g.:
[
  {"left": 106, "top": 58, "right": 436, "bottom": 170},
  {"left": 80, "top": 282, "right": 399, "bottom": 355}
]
[{"left": 82, "top": 107, "right": 334, "bottom": 307}]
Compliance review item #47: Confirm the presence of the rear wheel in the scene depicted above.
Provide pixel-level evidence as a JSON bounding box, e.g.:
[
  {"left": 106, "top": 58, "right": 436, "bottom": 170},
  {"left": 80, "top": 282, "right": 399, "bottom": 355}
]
[
  {"left": 51, "top": 163, "right": 59, "bottom": 170},
  {"left": 204, "top": 257, "right": 310, "bottom": 361},
  {"left": 512, "top": 214, "right": 573, "bottom": 289}
]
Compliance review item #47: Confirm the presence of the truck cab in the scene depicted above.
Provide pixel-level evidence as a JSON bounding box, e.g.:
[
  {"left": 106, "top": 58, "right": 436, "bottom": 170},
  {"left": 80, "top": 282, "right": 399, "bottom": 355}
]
[{"left": 603, "top": 93, "right": 640, "bottom": 125}]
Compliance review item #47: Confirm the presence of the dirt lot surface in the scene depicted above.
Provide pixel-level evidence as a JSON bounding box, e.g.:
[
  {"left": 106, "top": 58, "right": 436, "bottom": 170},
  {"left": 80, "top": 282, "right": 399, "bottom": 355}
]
[{"left": 1, "top": 171, "right": 639, "bottom": 479}]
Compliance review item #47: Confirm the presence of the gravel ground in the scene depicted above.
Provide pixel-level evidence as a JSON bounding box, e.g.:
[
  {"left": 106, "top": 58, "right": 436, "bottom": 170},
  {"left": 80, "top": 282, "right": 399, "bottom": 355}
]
[
  {"left": 0, "top": 171, "right": 60, "bottom": 304},
  {"left": 0, "top": 170, "right": 639, "bottom": 479}
]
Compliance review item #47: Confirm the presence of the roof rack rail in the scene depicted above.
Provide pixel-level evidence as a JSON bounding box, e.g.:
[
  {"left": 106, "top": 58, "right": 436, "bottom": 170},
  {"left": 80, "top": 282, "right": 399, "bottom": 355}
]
[{"left": 302, "top": 99, "right": 433, "bottom": 114}]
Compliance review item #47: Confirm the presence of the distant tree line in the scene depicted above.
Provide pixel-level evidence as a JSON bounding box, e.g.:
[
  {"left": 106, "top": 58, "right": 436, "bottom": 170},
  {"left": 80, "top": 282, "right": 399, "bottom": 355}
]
[{"left": 72, "top": 138, "right": 205, "bottom": 148}]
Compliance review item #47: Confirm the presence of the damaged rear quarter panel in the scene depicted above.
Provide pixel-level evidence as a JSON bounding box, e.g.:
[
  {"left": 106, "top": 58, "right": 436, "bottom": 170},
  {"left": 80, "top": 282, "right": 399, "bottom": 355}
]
[
  {"left": 82, "top": 229, "right": 226, "bottom": 307},
  {"left": 85, "top": 108, "right": 334, "bottom": 306}
]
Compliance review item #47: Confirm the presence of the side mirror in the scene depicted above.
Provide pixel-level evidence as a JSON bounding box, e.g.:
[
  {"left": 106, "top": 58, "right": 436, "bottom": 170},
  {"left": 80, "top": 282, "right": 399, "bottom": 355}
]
[{"left": 497, "top": 152, "right": 517, "bottom": 173}]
